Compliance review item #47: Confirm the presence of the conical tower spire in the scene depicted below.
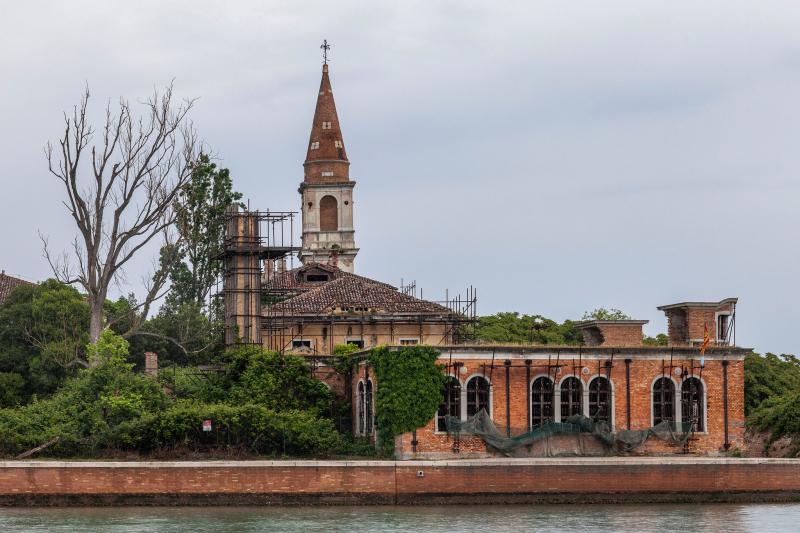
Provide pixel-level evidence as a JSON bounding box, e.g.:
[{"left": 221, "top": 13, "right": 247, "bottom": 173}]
[{"left": 304, "top": 63, "right": 349, "bottom": 183}]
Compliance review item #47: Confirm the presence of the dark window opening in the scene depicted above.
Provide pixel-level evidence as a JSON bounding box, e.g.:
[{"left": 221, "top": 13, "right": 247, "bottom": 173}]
[
  {"left": 589, "top": 377, "right": 611, "bottom": 424},
  {"left": 560, "top": 377, "right": 583, "bottom": 419},
  {"left": 306, "top": 274, "right": 330, "bottom": 282},
  {"left": 365, "top": 380, "right": 374, "bottom": 434},
  {"left": 531, "top": 377, "right": 554, "bottom": 428},
  {"left": 291, "top": 340, "right": 312, "bottom": 349},
  {"left": 653, "top": 377, "right": 675, "bottom": 426},
  {"left": 357, "top": 381, "right": 365, "bottom": 435},
  {"left": 466, "top": 376, "right": 490, "bottom": 418},
  {"left": 347, "top": 339, "right": 364, "bottom": 349},
  {"left": 436, "top": 377, "right": 461, "bottom": 431},
  {"left": 681, "top": 377, "right": 704, "bottom": 432}
]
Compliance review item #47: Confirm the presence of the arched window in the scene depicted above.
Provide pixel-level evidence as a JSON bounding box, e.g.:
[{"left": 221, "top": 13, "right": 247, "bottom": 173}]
[
  {"left": 357, "top": 381, "right": 365, "bottom": 435},
  {"left": 436, "top": 376, "right": 461, "bottom": 431},
  {"left": 365, "top": 380, "right": 374, "bottom": 435},
  {"left": 653, "top": 377, "right": 675, "bottom": 426},
  {"left": 560, "top": 377, "right": 583, "bottom": 419},
  {"left": 320, "top": 195, "right": 338, "bottom": 231},
  {"left": 681, "top": 377, "right": 704, "bottom": 432},
  {"left": 531, "top": 377, "right": 554, "bottom": 428},
  {"left": 589, "top": 377, "right": 612, "bottom": 424},
  {"left": 466, "top": 376, "right": 490, "bottom": 418}
]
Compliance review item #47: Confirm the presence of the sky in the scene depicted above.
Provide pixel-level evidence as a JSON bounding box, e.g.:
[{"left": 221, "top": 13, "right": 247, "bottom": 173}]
[{"left": 1, "top": 1, "right": 799, "bottom": 354}]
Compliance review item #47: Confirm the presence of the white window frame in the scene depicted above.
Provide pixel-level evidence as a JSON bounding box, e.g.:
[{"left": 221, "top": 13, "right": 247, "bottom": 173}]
[
  {"left": 399, "top": 338, "right": 419, "bottom": 346},
  {"left": 322, "top": 121, "right": 332, "bottom": 129}
]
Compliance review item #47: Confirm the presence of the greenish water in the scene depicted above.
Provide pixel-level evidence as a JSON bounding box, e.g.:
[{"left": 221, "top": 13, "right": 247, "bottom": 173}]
[{"left": 1, "top": 503, "right": 799, "bottom": 532}]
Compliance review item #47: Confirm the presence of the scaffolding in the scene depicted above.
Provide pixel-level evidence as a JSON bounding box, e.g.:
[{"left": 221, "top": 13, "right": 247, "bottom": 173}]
[{"left": 217, "top": 207, "right": 300, "bottom": 348}]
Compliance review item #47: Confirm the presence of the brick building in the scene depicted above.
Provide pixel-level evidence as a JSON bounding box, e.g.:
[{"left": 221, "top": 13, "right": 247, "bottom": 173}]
[
  {"left": 353, "top": 304, "right": 750, "bottom": 457},
  {"left": 222, "top": 58, "right": 749, "bottom": 457},
  {"left": 0, "top": 270, "right": 33, "bottom": 306}
]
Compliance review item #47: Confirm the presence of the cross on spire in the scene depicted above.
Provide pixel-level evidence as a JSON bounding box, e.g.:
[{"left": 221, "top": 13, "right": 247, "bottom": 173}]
[{"left": 320, "top": 39, "right": 330, "bottom": 64}]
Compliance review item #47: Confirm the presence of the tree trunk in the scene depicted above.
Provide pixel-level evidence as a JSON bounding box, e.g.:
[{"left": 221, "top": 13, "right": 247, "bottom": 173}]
[{"left": 89, "top": 296, "right": 104, "bottom": 347}]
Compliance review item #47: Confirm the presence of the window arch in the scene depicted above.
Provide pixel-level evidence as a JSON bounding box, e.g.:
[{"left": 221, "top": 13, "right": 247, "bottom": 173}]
[
  {"left": 466, "top": 376, "right": 490, "bottom": 418},
  {"left": 357, "top": 381, "right": 365, "bottom": 435},
  {"left": 365, "top": 379, "right": 374, "bottom": 435},
  {"left": 530, "top": 376, "right": 554, "bottom": 428},
  {"left": 436, "top": 376, "right": 461, "bottom": 431},
  {"left": 653, "top": 377, "right": 676, "bottom": 426},
  {"left": 681, "top": 377, "right": 704, "bottom": 432},
  {"left": 320, "top": 195, "right": 338, "bottom": 231},
  {"left": 560, "top": 377, "right": 583, "bottom": 419},
  {"left": 589, "top": 377, "right": 612, "bottom": 425}
]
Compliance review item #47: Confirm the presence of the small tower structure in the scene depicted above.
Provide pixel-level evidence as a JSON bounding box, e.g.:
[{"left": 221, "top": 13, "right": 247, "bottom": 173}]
[
  {"left": 299, "top": 55, "right": 359, "bottom": 272},
  {"left": 222, "top": 205, "right": 262, "bottom": 346}
]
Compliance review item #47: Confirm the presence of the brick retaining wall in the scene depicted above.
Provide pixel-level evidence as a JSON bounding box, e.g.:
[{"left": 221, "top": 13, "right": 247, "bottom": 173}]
[{"left": 2, "top": 458, "right": 800, "bottom": 505}]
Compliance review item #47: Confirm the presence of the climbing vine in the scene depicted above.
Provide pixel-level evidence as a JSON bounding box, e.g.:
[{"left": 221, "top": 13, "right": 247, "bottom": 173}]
[{"left": 368, "top": 346, "right": 445, "bottom": 452}]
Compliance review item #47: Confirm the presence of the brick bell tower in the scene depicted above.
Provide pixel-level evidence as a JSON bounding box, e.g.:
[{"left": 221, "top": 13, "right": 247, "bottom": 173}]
[{"left": 299, "top": 50, "right": 359, "bottom": 273}]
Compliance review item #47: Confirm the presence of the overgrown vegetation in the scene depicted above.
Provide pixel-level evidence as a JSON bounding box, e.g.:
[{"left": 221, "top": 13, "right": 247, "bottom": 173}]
[
  {"left": 0, "top": 331, "right": 342, "bottom": 458},
  {"left": 744, "top": 352, "right": 800, "bottom": 446},
  {"left": 369, "top": 346, "right": 445, "bottom": 454},
  {"left": 475, "top": 312, "right": 583, "bottom": 345}
]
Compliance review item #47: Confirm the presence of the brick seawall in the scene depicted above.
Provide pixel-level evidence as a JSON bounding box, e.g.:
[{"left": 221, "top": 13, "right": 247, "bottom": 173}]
[{"left": 1, "top": 458, "right": 800, "bottom": 505}]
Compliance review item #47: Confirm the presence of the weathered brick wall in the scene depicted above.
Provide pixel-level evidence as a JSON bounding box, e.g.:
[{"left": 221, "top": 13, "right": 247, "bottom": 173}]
[
  {"left": 596, "top": 324, "right": 644, "bottom": 346},
  {"left": 2, "top": 459, "right": 800, "bottom": 505},
  {"left": 398, "top": 356, "right": 744, "bottom": 457}
]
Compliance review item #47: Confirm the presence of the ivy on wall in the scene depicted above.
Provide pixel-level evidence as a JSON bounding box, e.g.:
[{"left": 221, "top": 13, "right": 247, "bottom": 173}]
[{"left": 368, "top": 346, "right": 445, "bottom": 452}]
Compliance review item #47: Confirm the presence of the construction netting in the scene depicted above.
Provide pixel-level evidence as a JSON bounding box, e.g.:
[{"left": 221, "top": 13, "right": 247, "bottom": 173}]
[{"left": 444, "top": 410, "right": 692, "bottom": 457}]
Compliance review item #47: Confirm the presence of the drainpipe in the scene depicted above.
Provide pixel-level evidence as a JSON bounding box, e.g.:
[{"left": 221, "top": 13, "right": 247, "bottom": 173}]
[
  {"left": 525, "top": 360, "right": 532, "bottom": 431},
  {"left": 625, "top": 358, "right": 632, "bottom": 430},
  {"left": 723, "top": 360, "right": 730, "bottom": 450},
  {"left": 505, "top": 360, "right": 511, "bottom": 437}
]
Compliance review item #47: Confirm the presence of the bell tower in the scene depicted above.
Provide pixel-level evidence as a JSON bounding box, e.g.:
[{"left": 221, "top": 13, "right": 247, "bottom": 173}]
[{"left": 298, "top": 50, "right": 359, "bottom": 273}]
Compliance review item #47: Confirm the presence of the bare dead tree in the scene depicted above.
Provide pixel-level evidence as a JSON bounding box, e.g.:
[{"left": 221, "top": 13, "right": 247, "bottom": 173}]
[{"left": 42, "top": 85, "right": 197, "bottom": 356}]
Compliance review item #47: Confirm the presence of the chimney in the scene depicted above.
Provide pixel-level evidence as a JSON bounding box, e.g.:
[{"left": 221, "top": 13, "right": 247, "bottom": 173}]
[
  {"left": 145, "top": 352, "right": 158, "bottom": 377},
  {"left": 278, "top": 258, "right": 286, "bottom": 273}
]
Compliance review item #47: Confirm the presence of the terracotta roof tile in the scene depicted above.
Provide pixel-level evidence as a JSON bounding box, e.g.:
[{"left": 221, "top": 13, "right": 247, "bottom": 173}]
[
  {"left": 269, "top": 275, "right": 451, "bottom": 316},
  {"left": 263, "top": 262, "right": 394, "bottom": 292},
  {"left": 0, "top": 271, "right": 34, "bottom": 305}
]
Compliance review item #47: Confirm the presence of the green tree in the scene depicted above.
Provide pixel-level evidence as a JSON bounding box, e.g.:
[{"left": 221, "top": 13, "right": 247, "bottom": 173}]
[
  {"left": 582, "top": 308, "right": 632, "bottom": 321},
  {"left": 167, "top": 153, "right": 242, "bottom": 309},
  {"left": 744, "top": 352, "right": 800, "bottom": 416},
  {"left": 0, "top": 280, "right": 90, "bottom": 401},
  {"left": 475, "top": 312, "right": 583, "bottom": 345}
]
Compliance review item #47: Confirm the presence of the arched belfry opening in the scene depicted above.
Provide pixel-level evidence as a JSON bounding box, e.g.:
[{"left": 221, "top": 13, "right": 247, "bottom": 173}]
[{"left": 320, "top": 195, "right": 338, "bottom": 231}]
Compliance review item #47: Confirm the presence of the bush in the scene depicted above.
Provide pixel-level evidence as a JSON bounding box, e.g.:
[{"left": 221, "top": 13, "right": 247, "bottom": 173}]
[
  {"left": 0, "top": 372, "right": 24, "bottom": 407},
  {"left": 744, "top": 352, "right": 800, "bottom": 415},
  {"left": 748, "top": 390, "right": 800, "bottom": 440},
  {"left": 148, "top": 401, "right": 342, "bottom": 456}
]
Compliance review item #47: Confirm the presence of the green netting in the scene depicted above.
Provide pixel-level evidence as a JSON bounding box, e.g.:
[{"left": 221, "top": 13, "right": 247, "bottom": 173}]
[{"left": 445, "top": 410, "right": 693, "bottom": 457}]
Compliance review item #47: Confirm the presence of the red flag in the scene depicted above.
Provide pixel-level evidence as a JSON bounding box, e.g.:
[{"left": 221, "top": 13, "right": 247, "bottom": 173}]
[{"left": 700, "top": 324, "right": 710, "bottom": 355}]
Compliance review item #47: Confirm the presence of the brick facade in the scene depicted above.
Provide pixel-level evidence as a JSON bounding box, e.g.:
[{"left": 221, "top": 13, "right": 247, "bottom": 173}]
[
  {"left": 354, "top": 346, "right": 747, "bottom": 458},
  {"left": 1, "top": 459, "right": 799, "bottom": 505}
]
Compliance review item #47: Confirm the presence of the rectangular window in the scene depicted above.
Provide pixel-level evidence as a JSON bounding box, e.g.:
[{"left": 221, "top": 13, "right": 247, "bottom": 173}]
[
  {"left": 321, "top": 171, "right": 334, "bottom": 177},
  {"left": 310, "top": 141, "right": 319, "bottom": 150},
  {"left": 291, "top": 340, "right": 312, "bottom": 349},
  {"left": 346, "top": 339, "right": 364, "bottom": 349},
  {"left": 717, "top": 314, "right": 729, "bottom": 343},
  {"left": 334, "top": 140, "right": 342, "bottom": 148},
  {"left": 322, "top": 121, "right": 332, "bottom": 129},
  {"left": 399, "top": 338, "right": 419, "bottom": 346}
]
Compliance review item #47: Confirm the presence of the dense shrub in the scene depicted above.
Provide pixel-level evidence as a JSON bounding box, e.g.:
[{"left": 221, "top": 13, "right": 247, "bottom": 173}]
[{"left": 744, "top": 352, "right": 800, "bottom": 416}]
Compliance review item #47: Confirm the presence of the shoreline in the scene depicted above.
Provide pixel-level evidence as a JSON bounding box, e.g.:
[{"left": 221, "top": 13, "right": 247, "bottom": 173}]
[{"left": 2, "top": 458, "right": 799, "bottom": 506}]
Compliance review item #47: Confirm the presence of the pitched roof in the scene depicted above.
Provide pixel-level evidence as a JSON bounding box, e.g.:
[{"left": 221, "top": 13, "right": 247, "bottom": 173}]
[
  {"left": 269, "top": 275, "right": 452, "bottom": 316},
  {"left": 0, "top": 271, "right": 34, "bottom": 305},
  {"left": 303, "top": 63, "right": 350, "bottom": 184},
  {"left": 263, "top": 262, "right": 394, "bottom": 293}
]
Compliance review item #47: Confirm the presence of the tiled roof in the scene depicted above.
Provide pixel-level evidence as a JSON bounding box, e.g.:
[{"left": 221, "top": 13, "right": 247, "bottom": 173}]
[
  {"left": 269, "top": 275, "right": 452, "bottom": 316},
  {"left": 0, "top": 271, "right": 34, "bottom": 305},
  {"left": 263, "top": 262, "right": 395, "bottom": 292}
]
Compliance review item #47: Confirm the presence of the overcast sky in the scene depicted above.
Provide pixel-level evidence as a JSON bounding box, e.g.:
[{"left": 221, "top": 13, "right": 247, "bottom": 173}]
[{"left": 2, "top": 1, "right": 799, "bottom": 354}]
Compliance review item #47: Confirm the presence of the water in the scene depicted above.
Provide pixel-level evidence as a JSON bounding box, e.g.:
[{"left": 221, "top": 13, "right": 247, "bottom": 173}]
[{"left": 1, "top": 503, "right": 799, "bottom": 532}]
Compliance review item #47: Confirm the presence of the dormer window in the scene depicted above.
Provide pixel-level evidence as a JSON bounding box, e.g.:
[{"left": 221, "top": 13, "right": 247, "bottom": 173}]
[
  {"left": 306, "top": 274, "right": 330, "bottom": 282},
  {"left": 322, "top": 121, "right": 332, "bottom": 129},
  {"left": 334, "top": 140, "right": 342, "bottom": 148},
  {"left": 310, "top": 141, "right": 319, "bottom": 150}
]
